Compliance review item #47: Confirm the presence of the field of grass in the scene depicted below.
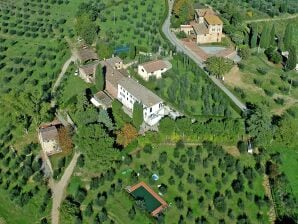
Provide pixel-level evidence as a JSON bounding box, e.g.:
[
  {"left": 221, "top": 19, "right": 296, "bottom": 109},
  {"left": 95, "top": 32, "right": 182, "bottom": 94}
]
[
  {"left": 225, "top": 53, "right": 298, "bottom": 116},
  {"left": 61, "top": 141, "right": 270, "bottom": 223},
  {"left": 270, "top": 146, "right": 298, "bottom": 198},
  {"left": 0, "top": 143, "right": 51, "bottom": 224},
  {"left": 98, "top": 0, "right": 168, "bottom": 53},
  {"left": 0, "top": 0, "right": 86, "bottom": 222}
]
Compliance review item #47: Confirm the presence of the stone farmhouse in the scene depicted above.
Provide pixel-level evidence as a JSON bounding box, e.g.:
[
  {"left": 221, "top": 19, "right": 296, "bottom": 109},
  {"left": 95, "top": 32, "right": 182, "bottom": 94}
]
[
  {"left": 38, "top": 121, "right": 62, "bottom": 156},
  {"left": 138, "top": 60, "right": 172, "bottom": 81},
  {"left": 75, "top": 45, "right": 99, "bottom": 83},
  {"left": 180, "top": 8, "right": 223, "bottom": 44},
  {"left": 94, "top": 57, "right": 165, "bottom": 126}
]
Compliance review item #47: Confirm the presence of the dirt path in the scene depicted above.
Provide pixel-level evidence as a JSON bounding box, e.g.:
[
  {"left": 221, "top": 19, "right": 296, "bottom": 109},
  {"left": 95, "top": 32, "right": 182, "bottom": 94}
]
[
  {"left": 51, "top": 55, "right": 75, "bottom": 107},
  {"left": 263, "top": 175, "right": 277, "bottom": 224},
  {"left": 52, "top": 56, "right": 75, "bottom": 93},
  {"left": 50, "top": 152, "right": 80, "bottom": 224},
  {"left": 245, "top": 14, "right": 298, "bottom": 23}
]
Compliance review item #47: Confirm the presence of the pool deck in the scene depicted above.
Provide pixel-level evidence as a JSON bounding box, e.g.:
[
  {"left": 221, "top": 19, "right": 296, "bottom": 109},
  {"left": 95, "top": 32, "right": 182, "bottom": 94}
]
[{"left": 127, "top": 181, "right": 168, "bottom": 217}]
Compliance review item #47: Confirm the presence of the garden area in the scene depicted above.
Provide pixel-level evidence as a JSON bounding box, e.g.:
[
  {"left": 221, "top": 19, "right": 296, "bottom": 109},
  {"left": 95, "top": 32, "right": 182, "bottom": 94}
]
[
  {"left": 61, "top": 140, "right": 272, "bottom": 223},
  {"left": 0, "top": 142, "right": 51, "bottom": 224},
  {"left": 74, "top": 0, "right": 169, "bottom": 58},
  {"left": 0, "top": 0, "right": 87, "bottom": 222},
  {"left": 131, "top": 53, "right": 240, "bottom": 118},
  {"left": 225, "top": 53, "right": 298, "bottom": 115}
]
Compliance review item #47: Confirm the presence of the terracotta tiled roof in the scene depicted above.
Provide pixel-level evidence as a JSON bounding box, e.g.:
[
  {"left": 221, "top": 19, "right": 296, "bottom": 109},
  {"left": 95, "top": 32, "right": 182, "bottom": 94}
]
[
  {"left": 204, "top": 14, "right": 223, "bottom": 25},
  {"left": 94, "top": 91, "right": 113, "bottom": 107},
  {"left": 140, "top": 60, "right": 169, "bottom": 73},
  {"left": 76, "top": 47, "right": 99, "bottom": 63},
  {"left": 190, "top": 21, "right": 209, "bottom": 35},
  {"left": 39, "top": 126, "right": 58, "bottom": 141},
  {"left": 118, "top": 76, "right": 163, "bottom": 107},
  {"left": 79, "top": 62, "right": 99, "bottom": 75},
  {"left": 195, "top": 8, "right": 214, "bottom": 17}
]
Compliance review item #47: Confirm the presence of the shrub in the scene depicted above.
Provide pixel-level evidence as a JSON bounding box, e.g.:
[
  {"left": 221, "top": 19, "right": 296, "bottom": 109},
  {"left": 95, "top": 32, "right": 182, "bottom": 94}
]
[
  {"left": 256, "top": 67, "right": 268, "bottom": 75},
  {"left": 237, "top": 140, "right": 247, "bottom": 154},
  {"left": 274, "top": 97, "right": 285, "bottom": 105}
]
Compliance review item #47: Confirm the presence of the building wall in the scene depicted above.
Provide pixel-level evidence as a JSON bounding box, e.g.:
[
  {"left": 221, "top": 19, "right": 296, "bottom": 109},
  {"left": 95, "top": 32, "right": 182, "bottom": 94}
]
[
  {"left": 208, "top": 24, "right": 222, "bottom": 34},
  {"left": 117, "top": 84, "right": 164, "bottom": 125},
  {"left": 137, "top": 65, "right": 166, "bottom": 81},
  {"left": 79, "top": 69, "right": 95, "bottom": 83},
  {"left": 117, "top": 85, "right": 137, "bottom": 111},
  {"left": 180, "top": 25, "right": 194, "bottom": 35},
  {"left": 198, "top": 16, "right": 204, "bottom": 24},
  {"left": 38, "top": 133, "right": 61, "bottom": 156},
  {"left": 197, "top": 32, "right": 222, "bottom": 44},
  {"left": 106, "top": 81, "right": 118, "bottom": 98},
  {"left": 143, "top": 103, "right": 164, "bottom": 123}
]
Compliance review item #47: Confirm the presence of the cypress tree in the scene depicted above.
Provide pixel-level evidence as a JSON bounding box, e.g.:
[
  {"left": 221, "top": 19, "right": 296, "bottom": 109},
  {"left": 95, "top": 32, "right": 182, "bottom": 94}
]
[
  {"left": 285, "top": 46, "right": 297, "bottom": 71},
  {"left": 283, "top": 24, "right": 293, "bottom": 50},
  {"left": 270, "top": 25, "right": 276, "bottom": 47},
  {"left": 259, "top": 25, "right": 270, "bottom": 49},
  {"left": 132, "top": 102, "right": 144, "bottom": 129},
  {"left": 250, "top": 26, "right": 258, "bottom": 48},
  {"left": 95, "top": 64, "right": 105, "bottom": 90}
]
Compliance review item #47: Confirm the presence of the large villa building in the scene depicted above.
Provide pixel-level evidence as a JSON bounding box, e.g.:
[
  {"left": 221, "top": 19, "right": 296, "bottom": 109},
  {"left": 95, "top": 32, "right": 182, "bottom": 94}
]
[
  {"left": 95, "top": 57, "right": 165, "bottom": 126},
  {"left": 180, "top": 8, "right": 223, "bottom": 44}
]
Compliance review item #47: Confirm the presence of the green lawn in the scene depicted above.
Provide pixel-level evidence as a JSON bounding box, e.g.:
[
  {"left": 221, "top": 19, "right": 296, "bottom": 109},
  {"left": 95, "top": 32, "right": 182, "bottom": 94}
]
[
  {"left": 270, "top": 148, "right": 298, "bottom": 198},
  {"left": 98, "top": 0, "right": 168, "bottom": 53},
  {"left": 0, "top": 188, "right": 50, "bottom": 224},
  {"left": 62, "top": 142, "right": 270, "bottom": 223},
  {"left": 225, "top": 53, "right": 298, "bottom": 115}
]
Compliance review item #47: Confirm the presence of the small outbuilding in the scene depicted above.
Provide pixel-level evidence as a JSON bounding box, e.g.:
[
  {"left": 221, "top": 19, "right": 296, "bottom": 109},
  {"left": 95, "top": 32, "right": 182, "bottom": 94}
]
[
  {"left": 91, "top": 91, "right": 113, "bottom": 109},
  {"left": 38, "top": 122, "right": 62, "bottom": 156},
  {"left": 138, "top": 60, "right": 171, "bottom": 81}
]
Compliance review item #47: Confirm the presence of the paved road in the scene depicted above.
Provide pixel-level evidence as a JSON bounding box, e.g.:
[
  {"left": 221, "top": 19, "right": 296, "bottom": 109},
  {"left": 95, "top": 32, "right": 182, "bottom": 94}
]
[
  {"left": 50, "top": 152, "right": 80, "bottom": 224},
  {"left": 245, "top": 14, "right": 298, "bottom": 23},
  {"left": 162, "top": 0, "right": 247, "bottom": 112}
]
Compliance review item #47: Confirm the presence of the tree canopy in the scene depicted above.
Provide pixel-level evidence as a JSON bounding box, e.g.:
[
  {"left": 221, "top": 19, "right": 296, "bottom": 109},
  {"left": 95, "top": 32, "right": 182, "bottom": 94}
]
[
  {"left": 285, "top": 46, "right": 297, "bottom": 71},
  {"left": 75, "top": 14, "right": 97, "bottom": 45},
  {"left": 172, "top": 0, "right": 194, "bottom": 27},
  {"left": 132, "top": 102, "right": 143, "bottom": 129},
  {"left": 206, "top": 57, "right": 233, "bottom": 78}
]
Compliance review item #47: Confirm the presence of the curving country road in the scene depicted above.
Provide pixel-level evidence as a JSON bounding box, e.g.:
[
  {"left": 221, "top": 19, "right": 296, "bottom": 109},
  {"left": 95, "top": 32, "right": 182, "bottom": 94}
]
[
  {"left": 50, "top": 152, "right": 80, "bottom": 224},
  {"left": 162, "top": 0, "right": 247, "bottom": 112}
]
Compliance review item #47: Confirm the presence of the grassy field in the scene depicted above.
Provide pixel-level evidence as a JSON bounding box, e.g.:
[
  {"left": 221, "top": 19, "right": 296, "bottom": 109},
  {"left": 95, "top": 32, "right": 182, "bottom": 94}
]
[
  {"left": 0, "top": 0, "right": 85, "bottom": 223},
  {"left": 225, "top": 53, "right": 298, "bottom": 116},
  {"left": 98, "top": 0, "right": 168, "bottom": 53},
  {"left": 61, "top": 142, "right": 270, "bottom": 223},
  {"left": 270, "top": 146, "right": 298, "bottom": 198}
]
